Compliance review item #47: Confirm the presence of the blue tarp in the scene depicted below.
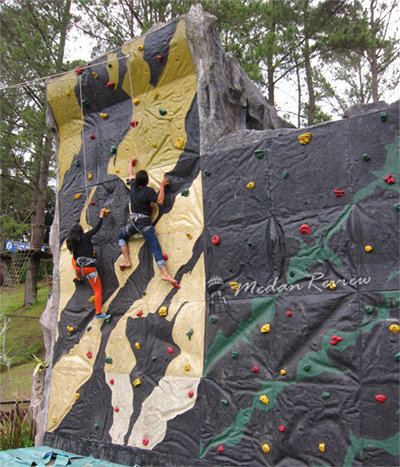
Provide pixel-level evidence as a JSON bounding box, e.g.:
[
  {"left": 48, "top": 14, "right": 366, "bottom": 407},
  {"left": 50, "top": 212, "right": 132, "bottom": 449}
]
[{"left": 0, "top": 446, "right": 133, "bottom": 467}]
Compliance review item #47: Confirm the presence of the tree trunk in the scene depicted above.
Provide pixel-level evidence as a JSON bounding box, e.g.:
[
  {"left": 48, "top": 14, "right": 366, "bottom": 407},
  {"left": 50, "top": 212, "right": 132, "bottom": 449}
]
[
  {"left": 369, "top": 0, "right": 378, "bottom": 102},
  {"left": 304, "top": 37, "right": 315, "bottom": 126}
]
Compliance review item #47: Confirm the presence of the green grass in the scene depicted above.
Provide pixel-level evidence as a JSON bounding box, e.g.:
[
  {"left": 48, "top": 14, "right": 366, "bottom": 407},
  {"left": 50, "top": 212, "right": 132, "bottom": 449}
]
[{"left": 0, "top": 362, "right": 37, "bottom": 402}]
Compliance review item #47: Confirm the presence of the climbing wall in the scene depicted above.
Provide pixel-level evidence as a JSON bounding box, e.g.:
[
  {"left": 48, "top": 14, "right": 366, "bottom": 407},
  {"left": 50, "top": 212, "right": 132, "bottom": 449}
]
[{"left": 44, "top": 5, "right": 399, "bottom": 467}]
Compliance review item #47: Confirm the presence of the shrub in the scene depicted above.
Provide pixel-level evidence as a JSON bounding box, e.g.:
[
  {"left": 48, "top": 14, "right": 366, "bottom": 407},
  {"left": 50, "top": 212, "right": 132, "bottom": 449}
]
[{"left": 0, "top": 399, "right": 36, "bottom": 450}]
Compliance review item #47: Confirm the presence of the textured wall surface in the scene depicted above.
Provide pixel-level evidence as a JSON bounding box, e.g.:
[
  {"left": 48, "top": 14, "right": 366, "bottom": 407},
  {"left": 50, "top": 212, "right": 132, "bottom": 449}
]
[{"left": 44, "top": 5, "right": 399, "bottom": 467}]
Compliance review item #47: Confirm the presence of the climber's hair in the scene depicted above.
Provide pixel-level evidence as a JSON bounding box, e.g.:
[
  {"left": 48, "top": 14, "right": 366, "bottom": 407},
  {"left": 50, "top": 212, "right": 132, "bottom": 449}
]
[
  {"left": 66, "top": 223, "right": 84, "bottom": 253},
  {"left": 136, "top": 170, "right": 148, "bottom": 187}
]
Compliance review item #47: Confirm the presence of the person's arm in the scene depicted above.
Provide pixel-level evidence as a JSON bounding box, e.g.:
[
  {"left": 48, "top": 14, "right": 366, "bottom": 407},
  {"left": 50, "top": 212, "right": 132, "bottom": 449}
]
[
  {"left": 85, "top": 209, "right": 105, "bottom": 238},
  {"left": 128, "top": 158, "right": 136, "bottom": 181},
  {"left": 156, "top": 178, "right": 169, "bottom": 205}
]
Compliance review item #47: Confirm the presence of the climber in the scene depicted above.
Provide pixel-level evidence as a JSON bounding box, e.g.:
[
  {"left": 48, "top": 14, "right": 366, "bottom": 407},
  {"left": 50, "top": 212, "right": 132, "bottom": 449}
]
[
  {"left": 118, "top": 158, "right": 180, "bottom": 288},
  {"left": 66, "top": 208, "right": 110, "bottom": 319}
]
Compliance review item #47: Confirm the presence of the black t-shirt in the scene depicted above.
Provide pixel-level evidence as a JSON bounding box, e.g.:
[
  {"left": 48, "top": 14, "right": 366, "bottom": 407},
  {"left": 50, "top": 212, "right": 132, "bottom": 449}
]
[
  {"left": 73, "top": 218, "right": 103, "bottom": 260},
  {"left": 130, "top": 178, "right": 158, "bottom": 225}
]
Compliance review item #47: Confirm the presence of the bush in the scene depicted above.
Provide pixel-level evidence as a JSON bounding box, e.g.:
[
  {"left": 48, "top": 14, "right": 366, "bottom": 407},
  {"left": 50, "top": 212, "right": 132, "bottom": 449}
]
[{"left": 0, "top": 399, "right": 35, "bottom": 450}]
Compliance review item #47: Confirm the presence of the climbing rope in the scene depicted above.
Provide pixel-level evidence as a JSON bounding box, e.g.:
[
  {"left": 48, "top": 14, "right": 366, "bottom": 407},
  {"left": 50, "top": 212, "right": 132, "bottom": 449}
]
[
  {"left": 127, "top": 54, "right": 142, "bottom": 171},
  {"left": 78, "top": 74, "right": 90, "bottom": 226}
]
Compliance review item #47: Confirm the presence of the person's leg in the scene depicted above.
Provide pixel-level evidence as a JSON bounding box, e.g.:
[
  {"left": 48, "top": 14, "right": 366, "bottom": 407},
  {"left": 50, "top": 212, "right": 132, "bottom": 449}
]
[
  {"left": 118, "top": 222, "right": 137, "bottom": 268},
  {"left": 72, "top": 258, "right": 83, "bottom": 282},
  {"left": 85, "top": 267, "right": 103, "bottom": 315}
]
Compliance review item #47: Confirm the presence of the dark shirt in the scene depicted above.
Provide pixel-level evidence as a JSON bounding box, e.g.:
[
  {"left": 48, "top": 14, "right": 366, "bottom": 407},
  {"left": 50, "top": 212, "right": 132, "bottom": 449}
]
[
  {"left": 73, "top": 218, "right": 103, "bottom": 260},
  {"left": 130, "top": 178, "right": 158, "bottom": 226}
]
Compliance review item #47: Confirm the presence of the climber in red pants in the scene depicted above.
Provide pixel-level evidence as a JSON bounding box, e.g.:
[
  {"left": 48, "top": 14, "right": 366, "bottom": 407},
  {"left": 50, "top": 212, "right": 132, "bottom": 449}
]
[{"left": 66, "top": 208, "right": 110, "bottom": 319}]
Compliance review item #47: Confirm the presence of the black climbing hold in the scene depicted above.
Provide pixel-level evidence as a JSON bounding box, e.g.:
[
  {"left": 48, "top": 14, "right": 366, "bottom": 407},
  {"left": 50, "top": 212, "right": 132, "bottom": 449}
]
[
  {"left": 381, "top": 112, "right": 387, "bottom": 122},
  {"left": 254, "top": 150, "right": 264, "bottom": 159},
  {"left": 204, "top": 170, "right": 211, "bottom": 176},
  {"left": 74, "top": 160, "right": 80, "bottom": 167},
  {"left": 363, "top": 153, "right": 371, "bottom": 162},
  {"left": 282, "top": 171, "right": 289, "bottom": 179}
]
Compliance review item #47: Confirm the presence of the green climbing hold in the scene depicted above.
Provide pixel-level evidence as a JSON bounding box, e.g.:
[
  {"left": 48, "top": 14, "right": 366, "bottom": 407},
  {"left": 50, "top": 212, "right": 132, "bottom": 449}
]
[
  {"left": 204, "top": 170, "right": 211, "bottom": 176},
  {"left": 210, "top": 316, "right": 218, "bottom": 324},
  {"left": 394, "top": 203, "right": 400, "bottom": 212},
  {"left": 94, "top": 423, "right": 99, "bottom": 429},
  {"left": 105, "top": 357, "right": 113, "bottom": 364},
  {"left": 152, "top": 356, "right": 157, "bottom": 361},
  {"left": 221, "top": 400, "right": 229, "bottom": 405},
  {"left": 142, "top": 291, "right": 146, "bottom": 296},
  {"left": 75, "top": 218, "right": 80, "bottom": 222},
  {"left": 254, "top": 149, "right": 264, "bottom": 159},
  {"left": 111, "top": 145, "right": 117, "bottom": 153},
  {"left": 248, "top": 242, "right": 255, "bottom": 250},
  {"left": 186, "top": 328, "right": 193, "bottom": 340},
  {"left": 108, "top": 63, "right": 112, "bottom": 68},
  {"left": 181, "top": 188, "right": 189, "bottom": 197},
  {"left": 282, "top": 171, "right": 289, "bottom": 179},
  {"left": 394, "top": 352, "right": 400, "bottom": 362},
  {"left": 380, "top": 112, "right": 387, "bottom": 122},
  {"left": 322, "top": 392, "right": 330, "bottom": 400},
  {"left": 74, "top": 160, "right": 80, "bottom": 167},
  {"left": 303, "top": 364, "right": 311, "bottom": 372},
  {"left": 365, "top": 306, "right": 374, "bottom": 314},
  {"left": 159, "top": 109, "right": 167, "bottom": 116},
  {"left": 126, "top": 180, "right": 130, "bottom": 185},
  {"left": 231, "top": 351, "right": 239, "bottom": 359},
  {"left": 289, "top": 271, "right": 295, "bottom": 277},
  {"left": 106, "top": 317, "right": 112, "bottom": 324},
  {"left": 363, "top": 153, "right": 371, "bottom": 162},
  {"left": 82, "top": 99, "right": 89, "bottom": 106},
  {"left": 87, "top": 326, "right": 92, "bottom": 332}
]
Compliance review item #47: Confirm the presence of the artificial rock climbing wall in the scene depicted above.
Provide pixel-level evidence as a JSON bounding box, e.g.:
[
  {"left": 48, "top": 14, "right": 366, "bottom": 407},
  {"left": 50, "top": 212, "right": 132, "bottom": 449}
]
[{"left": 44, "top": 4, "right": 399, "bottom": 467}]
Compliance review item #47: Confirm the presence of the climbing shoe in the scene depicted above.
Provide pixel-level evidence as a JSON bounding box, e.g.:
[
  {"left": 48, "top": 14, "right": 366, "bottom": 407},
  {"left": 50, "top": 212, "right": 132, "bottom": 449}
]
[{"left": 95, "top": 313, "right": 111, "bottom": 320}]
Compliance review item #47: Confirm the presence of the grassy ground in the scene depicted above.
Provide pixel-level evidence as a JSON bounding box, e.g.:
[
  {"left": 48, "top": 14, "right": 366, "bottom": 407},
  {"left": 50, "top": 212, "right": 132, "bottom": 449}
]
[{"left": 1, "top": 281, "right": 49, "bottom": 402}]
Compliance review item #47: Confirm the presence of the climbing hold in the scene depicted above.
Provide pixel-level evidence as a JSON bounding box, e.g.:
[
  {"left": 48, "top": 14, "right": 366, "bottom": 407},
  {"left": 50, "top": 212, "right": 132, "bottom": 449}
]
[
  {"left": 212, "top": 236, "right": 220, "bottom": 245},
  {"left": 384, "top": 174, "right": 395, "bottom": 184},
  {"left": 254, "top": 149, "right": 264, "bottom": 159},
  {"left": 286, "top": 311, "right": 292, "bottom": 317},
  {"left": 135, "top": 342, "right": 140, "bottom": 350},
  {"left": 87, "top": 326, "right": 92, "bottom": 332},
  {"left": 152, "top": 91, "right": 159, "bottom": 99},
  {"left": 157, "top": 55, "right": 163, "bottom": 61},
  {"left": 90, "top": 134, "right": 95, "bottom": 139},
  {"left": 82, "top": 99, "right": 89, "bottom": 106},
  {"left": 142, "top": 438, "right": 149, "bottom": 445},
  {"left": 106, "top": 317, "right": 111, "bottom": 323},
  {"left": 279, "top": 425, "right": 285, "bottom": 432},
  {"left": 248, "top": 242, "right": 255, "bottom": 250},
  {"left": 107, "top": 63, "right": 112, "bottom": 68},
  {"left": 75, "top": 65, "right": 83, "bottom": 75},
  {"left": 252, "top": 366, "right": 259, "bottom": 373},
  {"left": 88, "top": 174, "right": 92, "bottom": 180},
  {"left": 74, "top": 193, "right": 82, "bottom": 199},
  {"left": 159, "top": 109, "right": 167, "bottom": 116},
  {"left": 247, "top": 182, "right": 255, "bottom": 189},
  {"left": 105, "top": 357, "right": 113, "bottom": 364},
  {"left": 110, "top": 145, "right": 117, "bottom": 153},
  {"left": 186, "top": 329, "right": 193, "bottom": 340},
  {"left": 67, "top": 326, "right": 73, "bottom": 332},
  {"left": 389, "top": 324, "right": 400, "bottom": 333},
  {"left": 203, "top": 171, "right": 211, "bottom": 178},
  {"left": 280, "top": 369, "right": 286, "bottom": 376},
  {"left": 290, "top": 271, "right": 295, "bottom": 277},
  {"left": 282, "top": 171, "right": 289, "bottom": 179},
  {"left": 260, "top": 324, "right": 270, "bottom": 333},
  {"left": 375, "top": 394, "right": 386, "bottom": 403},
  {"left": 130, "top": 120, "right": 139, "bottom": 127},
  {"left": 168, "top": 347, "right": 174, "bottom": 354},
  {"left": 181, "top": 188, "right": 189, "bottom": 197},
  {"left": 115, "top": 168, "right": 119, "bottom": 173},
  {"left": 132, "top": 159, "right": 137, "bottom": 166},
  {"left": 231, "top": 351, "right": 239, "bottom": 359},
  {"left": 92, "top": 72, "right": 98, "bottom": 79},
  {"left": 365, "top": 306, "right": 374, "bottom": 314},
  {"left": 188, "top": 391, "right": 194, "bottom": 398},
  {"left": 380, "top": 112, "right": 387, "bottom": 122},
  {"left": 298, "top": 132, "right": 311, "bottom": 144},
  {"left": 162, "top": 253, "right": 168, "bottom": 261},
  {"left": 88, "top": 296, "right": 95, "bottom": 303},
  {"left": 137, "top": 310, "right": 143, "bottom": 317},
  {"left": 74, "top": 160, "right": 80, "bottom": 167},
  {"left": 394, "top": 353, "right": 400, "bottom": 362},
  {"left": 158, "top": 306, "right": 168, "bottom": 317},
  {"left": 394, "top": 203, "right": 400, "bottom": 212},
  {"left": 229, "top": 282, "right": 239, "bottom": 291},
  {"left": 299, "top": 224, "right": 311, "bottom": 234},
  {"left": 133, "top": 99, "right": 140, "bottom": 105},
  {"left": 100, "top": 113, "right": 108, "bottom": 119},
  {"left": 326, "top": 280, "right": 337, "bottom": 290},
  {"left": 152, "top": 142, "right": 157, "bottom": 148},
  {"left": 334, "top": 189, "right": 344, "bottom": 197},
  {"left": 262, "top": 444, "right": 270, "bottom": 453},
  {"left": 138, "top": 45, "right": 144, "bottom": 51},
  {"left": 319, "top": 443, "right": 325, "bottom": 453},
  {"left": 52, "top": 416, "right": 57, "bottom": 423},
  {"left": 330, "top": 335, "right": 343, "bottom": 345},
  {"left": 303, "top": 364, "right": 311, "bottom": 372},
  {"left": 104, "top": 209, "right": 110, "bottom": 215},
  {"left": 94, "top": 423, "right": 99, "bottom": 429},
  {"left": 110, "top": 379, "right": 114, "bottom": 385},
  {"left": 221, "top": 400, "right": 229, "bottom": 405},
  {"left": 126, "top": 180, "right": 130, "bottom": 185},
  {"left": 114, "top": 407, "right": 119, "bottom": 412},
  {"left": 259, "top": 395, "right": 269, "bottom": 405},
  {"left": 363, "top": 153, "right": 371, "bottom": 161},
  {"left": 217, "top": 446, "right": 224, "bottom": 453},
  {"left": 365, "top": 245, "right": 372, "bottom": 252},
  {"left": 107, "top": 81, "right": 115, "bottom": 89},
  {"left": 133, "top": 378, "right": 141, "bottom": 387},
  {"left": 184, "top": 364, "right": 190, "bottom": 371},
  {"left": 210, "top": 316, "right": 218, "bottom": 324},
  {"left": 152, "top": 356, "right": 157, "bottom": 361},
  {"left": 186, "top": 232, "right": 192, "bottom": 239},
  {"left": 86, "top": 351, "right": 92, "bottom": 359},
  {"left": 322, "top": 392, "right": 330, "bottom": 400},
  {"left": 75, "top": 218, "right": 80, "bottom": 222},
  {"left": 65, "top": 90, "right": 71, "bottom": 96},
  {"left": 75, "top": 393, "right": 80, "bottom": 400},
  {"left": 176, "top": 138, "right": 185, "bottom": 148},
  {"left": 142, "top": 291, "right": 146, "bottom": 296}
]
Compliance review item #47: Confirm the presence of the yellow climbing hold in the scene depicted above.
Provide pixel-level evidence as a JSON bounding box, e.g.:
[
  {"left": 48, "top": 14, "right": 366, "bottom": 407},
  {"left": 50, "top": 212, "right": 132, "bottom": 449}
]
[
  {"left": 100, "top": 113, "right": 108, "bottom": 119},
  {"left": 74, "top": 193, "right": 82, "bottom": 200},
  {"left": 176, "top": 138, "right": 185, "bottom": 148},
  {"left": 115, "top": 169, "right": 120, "bottom": 173},
  {"left": 138, "top": 45, "right": 144, "bottom": 51},
  {"left": 262, "top": 443, "right": 270, "bottom": 453},
  {"left": 184, "top": 364, "right": 190, "bottom": 371},
  {"left": 298, "top": 132, "right": 311, "bottom": 144},
  {"left": 135, "top": 342, "right": 141, "bottom": 350},
  {"left": 152, "top": 142, "right": 157, "bottom": 148},
  {"left": 89, "top": 296, "right": 95, "bottom": 303},
  {"left": 92, "top": 71, "right": 98, "bottom": 79},
  {"left": 104, "top": 209, "right": 110, "bottom": 216},
  {"left": 326, "top": 280, "right": 337, "bottom": 290},
  {"left": 186, "top": 232, "right": 192, "bottom": 240},
  {"left": 75, "top": 393, "right": 80, "bottom": 401},
  {"left": 152, "top": 91, "right": 159, "bottom": 99},
  {"left": 247, "top": 182, "right": 255, "bottom": 189},
  {"left": 365, "top": 245, "right": 372, "bottom": 252},
  {"left": 319, "top": 443, "right": 325, "bottom": 453},
  {"left": 65, "top": 90, "right": 71, "bottom": 96},
  {"left": 88, "top": 173, "right": 92, "bottom": 179},
  {"left": 259, "top": 395, "right": 269, "bottom": 405},
  {"left": 67, "top": 326, "right": 73, "bottom": 333},
  {"left": 280, "top": 369, "right": 286, "bottom": 376},
  {"left": 133, "top": 99, "right": 140, "bottom": 105},
  {"left": 389, "top": 324, "right": 400, "bottom": 333},
  {"left": 52, "top": 416, "right": 57, "bottom": 423},
  {"left": 133, "top": 378, "right": 141, "bottom": 387},
  {"left": 261, "top": 324, "right": 270, "bottom": 333},
  {"left": 158, "top": 306, "right": 168, "bottom": 317},
  {"left": 229, "top": 282, "right": 239, "bottom": 291}
]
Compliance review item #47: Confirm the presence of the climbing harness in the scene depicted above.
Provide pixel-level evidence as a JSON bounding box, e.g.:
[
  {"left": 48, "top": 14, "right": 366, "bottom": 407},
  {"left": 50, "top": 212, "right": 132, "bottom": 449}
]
[
  {"left": 76, "top": 257, "right": 98, "bottom": 283},
  {"left": 126, "top": 213, "right": 151, "bottom": 236}
]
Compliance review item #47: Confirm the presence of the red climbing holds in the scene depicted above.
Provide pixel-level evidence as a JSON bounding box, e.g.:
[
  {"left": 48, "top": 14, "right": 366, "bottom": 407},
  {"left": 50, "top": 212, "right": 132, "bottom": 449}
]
[
  {"left": 375, "top": 394, "right": 386, "bottom": 403},
  {"left": 110, "top": 379, "right": 114, "bottom": 385},
  {"left": 334, "top": 189, "right": 344, "bottom": 197},
  {"left": 384, "top": 174, "right": 395, "bottom": 185},
  {"left": 86, "top": 351, "right": 92, "bottom": 359},
  {"left": 162, "top": 253, "right": 169, "bottom": 261},
  {"left": 299, "top": 224, "right": 311, "bottom": 234},
  {"left": 75, "top": 65, "right": 83, "bottom": 75},
  {"left": 217, "top": 446, "right": 224, "bottom": 453},
  {"left": 212, "top": 236, "right": 220, "bottom": 245},
  {"left": 132, "top": 159, "right": 137, "bottom": 166},
  {"left": 252, "top": 366, "right": 259, "bottom": 373},
  {"left": 157, "top": 55, "right": 163, "bottom": 62},
  {"left": 279, "top": 425, "right": 286, "bottom": 432},
  {"left": 115, "top": 407, "right": 119, "bottom": 412},
  {"left": 130, "top": 120, "right": 139, "bottom": 128},
  {"left": 90, "top": 201, "right": 95, "bottom": 205},
  {"left": 90, "top": 134, "right": 95, "bottom": 139},
  {"left": 330, "top": 335, "right": 343, "bottom": 345},
  {"left": 143, "top": 438, "right": 149, "bottom": 445},
  {"left": 137, "top": 310, "right": 143, "bottom": 317},
  {"left": 188, "top": 391, "right": 194, "bottom": 398},
  {"left": 168, "top": 347, "right": 174, "bottom": 354},
  {"left": 107, "top": 81, "right": 115, "bottom": 89},
  {"left": 286, "top": 311, "right": 292, "bottom": 317}
]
